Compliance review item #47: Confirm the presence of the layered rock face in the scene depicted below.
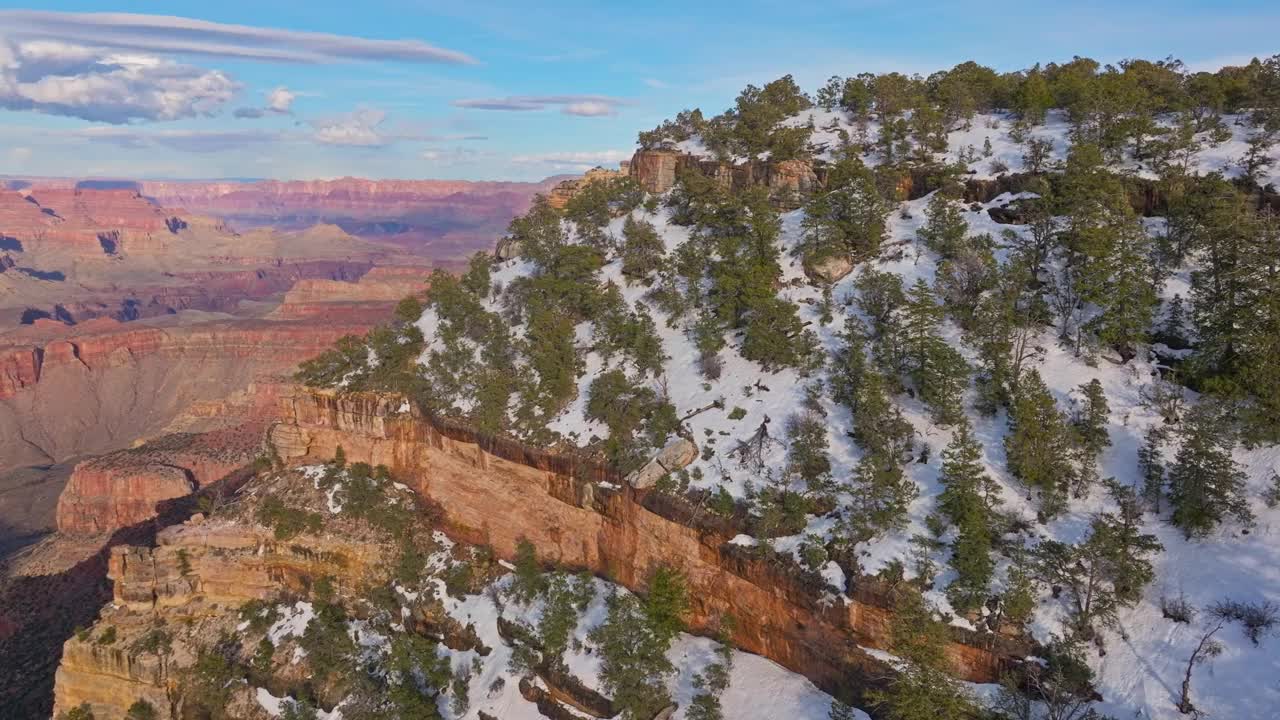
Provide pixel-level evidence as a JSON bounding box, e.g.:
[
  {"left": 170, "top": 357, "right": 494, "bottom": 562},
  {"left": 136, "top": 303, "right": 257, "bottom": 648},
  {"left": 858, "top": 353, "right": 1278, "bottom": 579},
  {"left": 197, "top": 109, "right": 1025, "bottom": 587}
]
[
  {"left": 629, "top": 150, "right": 822, "bottom": 207},
  {"left": 267, "top": 265, "right": 433, "bottom": 321},
  {"left": 545, "top": 165, "right": 630, "bottom": 209},
  {"left": 56, "top": 425, "right": 263, "bottom": 534},
  {"left": 0, "top": 317, "right": 371, "bottom": 473},
  {"left": 270, "top": 387, "right": 1027, "bottom": 699}
]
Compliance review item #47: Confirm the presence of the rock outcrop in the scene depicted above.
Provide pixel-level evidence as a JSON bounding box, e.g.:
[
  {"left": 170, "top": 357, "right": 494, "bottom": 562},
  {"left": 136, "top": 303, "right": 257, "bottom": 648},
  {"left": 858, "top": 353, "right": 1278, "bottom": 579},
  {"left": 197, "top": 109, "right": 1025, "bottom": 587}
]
[
  {"left": 629, "top": 150, "right": 823, "bottom": 207},
  {"left": 269, "top": 387, "right": 1029, "bottom": 703},
  {"left": 56, "top": 425, "right": 263, "bottom": 534},
  {"left": 545, "top": 165, "right": 630, "bottom": 209}
]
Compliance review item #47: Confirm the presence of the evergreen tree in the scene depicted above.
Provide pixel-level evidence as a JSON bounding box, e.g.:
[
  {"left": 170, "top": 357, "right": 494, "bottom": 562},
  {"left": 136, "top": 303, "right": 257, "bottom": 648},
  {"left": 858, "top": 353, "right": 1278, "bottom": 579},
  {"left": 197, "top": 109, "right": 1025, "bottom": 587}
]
[
  {"left": 1070, "top": 379, "right": 1112, "bottom": 496},
  {"left": 509, "top": 538, "right": 547, "bottom": 604},
  {"left": 785, "top": 385, "right": 834, "bottom": 496},
  {"left": 620, "top": 216, "right": 666, "bottom": 281},
  {"left": 917, "top": 193, "right": 970, "bottom": 258},
  {"left": 829, "top": 315, "right": 870, "bottom": 412},
  {"left": 1236, "top": 208, "right": 1280, "bottom": 444},
  {"left": 901, "top": 279, "right": 969, "bottom": 425},
  {"left": 936, "top": 423, "right": 1001, "bottom": 613},
  {"left": 843, "top": 453, "right": 918, "bottom": 543},
  {"left": 1015, "top": 66, "right": 1054, "bottom": 125},
  {"left": 1137, "top": 425, "right": 1168, "bottom": 513},
  {"left": 1033, "top": 487, "right": 1162, "bottom": 638},
  {"left": 865, "top": 590, "right": 977, "bottom": 720},
  {"left": 799, "top": 156, "right": 891, "bottom": 268},
  {"left": 1168, "top": 402, "right": 1254, "bottom": 538},
  {"left": 589, "top": 576, "right": 687, "bottom": 720},
  {"left": 741, "top": 296, "right": 818, "bottom": 372},
  {"left": 1004, "top": 370, "right": 1076, "bottom": 517}
]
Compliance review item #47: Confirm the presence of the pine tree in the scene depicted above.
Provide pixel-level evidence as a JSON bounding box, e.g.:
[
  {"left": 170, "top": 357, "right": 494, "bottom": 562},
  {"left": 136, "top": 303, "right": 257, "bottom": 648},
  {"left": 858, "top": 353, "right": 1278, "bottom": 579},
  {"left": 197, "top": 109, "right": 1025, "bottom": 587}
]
[
  {"left": 1033, "top": 489, "right": 1162, "bottom": 638},
  {"left": 917, "top": 193, "right": 970, "bottom": 258},
  {"left": 799, "top": 156, "right": 890, "bottom": 267},
  {"left": 865, "top": 590, "right": 976, "bottom": 720},
  {"left": 843, "top": 453, "right": 918, "bottom": 543},
  {"left": 785, "top": 385, "right": 834, "bottom": 497},
  {"left": 1137, "top": 425, "right": 1168, "bottom": 513},
  {"left": 1168, "top": 402, "right": 1254, "bottom": 538},
  {"left": 936, "top": 423, "right": 1001, "bottom": 613},
  {"left": 1015, "top": 66, "right": 1053, "bottom": 125},
  {"left": 1004, "top": 370, "right": 1076, "bottom": 517},
  {"left": 741, "top": 297, "right": 817, "bottom": 371},
  {"left": 1236, "top": 208, "right": 1280, "bottom": 444},
  {"left": 1070, "top": 379, "right": 1111, "bottom": 496},
  {"left": 901, "top": 279, "right": 969, "bottom": 425}
]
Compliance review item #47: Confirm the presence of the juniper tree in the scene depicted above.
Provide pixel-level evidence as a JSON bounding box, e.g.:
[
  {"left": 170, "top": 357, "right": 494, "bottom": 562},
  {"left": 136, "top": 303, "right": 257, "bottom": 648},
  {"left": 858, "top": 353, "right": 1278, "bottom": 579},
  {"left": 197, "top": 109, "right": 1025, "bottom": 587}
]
[
  {"left": 936, "top": 422, "right": 1001, "bottom": 613},
  {"left": 1004, "top": 370, "right": 1077, "bottom": 518},
  {"left": 1168, "top": 402, "right": 1254, "bottom": 538}
]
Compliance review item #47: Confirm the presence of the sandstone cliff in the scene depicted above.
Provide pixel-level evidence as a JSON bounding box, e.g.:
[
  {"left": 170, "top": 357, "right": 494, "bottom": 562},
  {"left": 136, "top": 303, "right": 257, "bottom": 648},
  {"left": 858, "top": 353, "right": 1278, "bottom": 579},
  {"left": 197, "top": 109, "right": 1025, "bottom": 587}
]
[{"left": 270, "top": 387, "right": 1028, "bottom": 699}]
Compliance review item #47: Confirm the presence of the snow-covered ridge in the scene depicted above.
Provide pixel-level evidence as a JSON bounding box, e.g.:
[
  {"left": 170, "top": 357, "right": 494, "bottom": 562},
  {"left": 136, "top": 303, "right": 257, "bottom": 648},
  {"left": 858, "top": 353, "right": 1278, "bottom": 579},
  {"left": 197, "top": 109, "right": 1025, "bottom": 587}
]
[{"left": 407, "top": 133, "right": 1280, "bottom": 717}]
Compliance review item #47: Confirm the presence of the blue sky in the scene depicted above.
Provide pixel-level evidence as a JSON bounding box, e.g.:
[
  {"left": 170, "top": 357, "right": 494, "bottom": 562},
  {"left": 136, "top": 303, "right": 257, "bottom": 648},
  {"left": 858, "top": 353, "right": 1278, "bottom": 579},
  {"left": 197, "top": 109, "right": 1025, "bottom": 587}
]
[{"left": 0, "top": 1, "right": 1276, "bottom": 181}]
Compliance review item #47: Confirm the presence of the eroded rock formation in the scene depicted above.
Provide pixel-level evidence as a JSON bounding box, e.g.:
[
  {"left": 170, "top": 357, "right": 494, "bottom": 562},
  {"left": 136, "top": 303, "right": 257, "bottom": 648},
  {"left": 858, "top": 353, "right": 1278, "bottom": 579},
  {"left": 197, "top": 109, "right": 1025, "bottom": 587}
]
[
  {"left": 269, "top": 387, "right": 1029, "bottom": 700},
  {"left": 56, "top": 425, "right": 264, "bottom": 535}
]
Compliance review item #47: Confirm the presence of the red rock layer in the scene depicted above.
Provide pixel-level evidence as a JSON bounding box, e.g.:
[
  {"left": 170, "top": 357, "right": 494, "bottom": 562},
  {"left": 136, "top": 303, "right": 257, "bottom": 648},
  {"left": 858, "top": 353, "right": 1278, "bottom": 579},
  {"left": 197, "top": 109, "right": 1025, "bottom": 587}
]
[
  {"left": 272, "top": 388, "right": 1029, "bottom": 702},
  {"left": 56, "top": 425, "right": 263, "bottom": 534}
]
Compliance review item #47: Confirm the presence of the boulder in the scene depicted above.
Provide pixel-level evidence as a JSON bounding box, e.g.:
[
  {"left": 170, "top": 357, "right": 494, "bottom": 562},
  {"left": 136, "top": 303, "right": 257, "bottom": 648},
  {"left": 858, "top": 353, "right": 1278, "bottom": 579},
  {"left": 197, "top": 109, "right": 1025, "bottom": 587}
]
[
  {"left": 804, "top": 254, "right": 854, "bottom": 285},
  {"left": 624, "top": 437, "right": 698, "bottom": 490}
]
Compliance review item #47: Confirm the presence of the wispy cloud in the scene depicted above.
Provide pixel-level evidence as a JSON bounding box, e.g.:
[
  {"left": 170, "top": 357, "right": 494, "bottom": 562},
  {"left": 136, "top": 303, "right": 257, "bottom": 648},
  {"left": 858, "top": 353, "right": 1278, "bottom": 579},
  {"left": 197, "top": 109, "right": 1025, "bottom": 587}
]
[
  {"left": 511, "top": 149, "right": 630, "bottom": 168},
  {"left": 453, "top": 94, "right": 627, "bottom": 117},
  {"left": 642, "top": 78, "right": 669, "bottom": 89},
  {"left": 75, "top": 127, "right": 282, "bottom": 153},
  {"left": 0, "top": 10, "right": 478, "bottom": 65}
]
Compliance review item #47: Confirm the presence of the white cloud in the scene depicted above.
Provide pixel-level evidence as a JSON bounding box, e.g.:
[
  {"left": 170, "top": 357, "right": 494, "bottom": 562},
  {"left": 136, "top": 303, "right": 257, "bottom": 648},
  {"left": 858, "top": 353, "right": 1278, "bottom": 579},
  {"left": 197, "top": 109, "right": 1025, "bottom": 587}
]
[
  {"left": 311, "top": 107, "right": 388, "bottom": 146},
  {"left": 0, "top": 10, "right": 477, "bottom": 65},
  {"left": 642, "top": 78, "right": 668, "bottom": 89},
  {"left": 0, "top": 38, "right": 239, "bottom": 123},
  {"left": 9, "top": 146, "right": 32, "bottom": 163},
  {"left": 236, "top": 85, "right": 297, "bottom": 118},
  {"left": 266, "top": 86, "right": 295, "bottom": 113},
  {"left": 511, "top": 149, "right": 631, "bottom": 168},
  {"left": 562, "top": 100, "right": 615, "bottom": 117}
]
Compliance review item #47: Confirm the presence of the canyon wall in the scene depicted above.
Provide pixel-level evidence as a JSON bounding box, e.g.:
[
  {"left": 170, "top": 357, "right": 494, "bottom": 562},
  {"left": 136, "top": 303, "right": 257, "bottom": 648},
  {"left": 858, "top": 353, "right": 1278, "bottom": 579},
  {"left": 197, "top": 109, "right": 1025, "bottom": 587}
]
[
  {"left": 269, "top": 387, "right": 1029, "bottom": 702},
  {"left": 0, "top": 318, "right": 368, "bottom": 473}
]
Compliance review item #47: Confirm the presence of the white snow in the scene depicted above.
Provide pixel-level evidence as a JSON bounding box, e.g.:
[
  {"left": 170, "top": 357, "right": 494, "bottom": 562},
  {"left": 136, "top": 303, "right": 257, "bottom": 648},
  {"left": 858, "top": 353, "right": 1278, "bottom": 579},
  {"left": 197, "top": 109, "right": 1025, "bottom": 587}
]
[{"left": 400, "top": 105, "right": 1280, "bottom": 719}]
